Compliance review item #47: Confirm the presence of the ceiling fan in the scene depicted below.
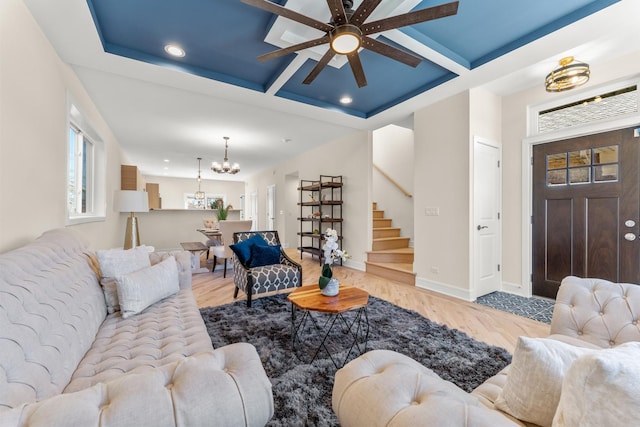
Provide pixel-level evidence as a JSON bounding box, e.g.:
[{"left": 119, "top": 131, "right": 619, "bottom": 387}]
[{"left": 242, "top": 0, "right": 459, "bottom": 88}]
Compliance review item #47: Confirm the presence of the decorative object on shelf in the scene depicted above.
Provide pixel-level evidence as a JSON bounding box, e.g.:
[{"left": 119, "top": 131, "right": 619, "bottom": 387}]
[
  {"left": 215, "top": 199, "right": 233, "bottom": 221},
  {"left": 308, "top": 193, "right": 316, "bottom": 202},
  {"left": 211, "top": 136, "right": 240, "bottom": 174},
  {"left": 319, "top": 228, "right": 349, "bottom": 296},
  {"left": 194, "top": 157, "right": 205, "bottom": 202},
  {"left": 545, "top": 56, "right": 590, "bottom": 92},
  {"left": 114, "top": 190, "right": 149, "bottom": 249},
  {"left": 313, "top": 229, "right": 319, "bottom": 234}
]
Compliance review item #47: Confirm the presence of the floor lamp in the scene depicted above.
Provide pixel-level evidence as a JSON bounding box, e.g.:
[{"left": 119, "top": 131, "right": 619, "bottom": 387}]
[{"left": 114, "top": 190, "right": 149, "bottom": 249}]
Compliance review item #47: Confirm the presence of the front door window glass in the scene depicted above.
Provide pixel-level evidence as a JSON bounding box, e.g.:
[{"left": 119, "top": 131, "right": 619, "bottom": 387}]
[{"left": 546, "top": 145, "right": 619, "bottom": 187}]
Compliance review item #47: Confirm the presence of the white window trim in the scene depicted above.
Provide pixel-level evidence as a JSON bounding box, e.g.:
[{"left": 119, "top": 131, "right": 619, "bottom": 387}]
[{"left": 66, "top": 98, "right": 106, "bottom": 225}]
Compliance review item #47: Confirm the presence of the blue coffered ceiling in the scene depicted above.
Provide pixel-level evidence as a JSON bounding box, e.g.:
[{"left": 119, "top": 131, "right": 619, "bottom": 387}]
[{"left": 86, "top": 0, "right": 620, "bottom": 118}]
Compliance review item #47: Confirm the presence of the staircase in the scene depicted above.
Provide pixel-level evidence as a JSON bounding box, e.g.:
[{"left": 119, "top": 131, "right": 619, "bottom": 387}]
[{"left": 365, "top": 202, "right": 416, "bottom": 285}]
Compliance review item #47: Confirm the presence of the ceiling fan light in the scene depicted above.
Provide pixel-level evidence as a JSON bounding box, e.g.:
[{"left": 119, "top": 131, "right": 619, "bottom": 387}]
[
  {"left": 330, "top": 25, "right": 362, "bottom": 54},
  {"left": 545, "top": 56, "right": 590, "bottom": 93}
]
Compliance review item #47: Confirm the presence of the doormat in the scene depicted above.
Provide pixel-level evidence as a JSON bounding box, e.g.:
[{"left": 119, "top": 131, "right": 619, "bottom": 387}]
[{"left": 476, "top": 291, "right": 554, "bottom": 324}]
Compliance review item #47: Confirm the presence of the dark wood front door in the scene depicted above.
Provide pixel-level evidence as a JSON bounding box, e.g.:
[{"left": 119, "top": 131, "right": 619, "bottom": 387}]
[{"left": 532, "top": 127, "right": 640, "bottom": 298}]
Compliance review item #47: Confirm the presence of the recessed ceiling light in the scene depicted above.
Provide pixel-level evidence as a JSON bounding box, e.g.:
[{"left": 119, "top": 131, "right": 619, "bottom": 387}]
[
  {"left": 340, "top": 96, "right": 353, "bottom": 105},
  {"left": 163, "top": 167, "right": 169, "bottom": 170},
  {"left": 164, "top": 44, "right": 185, "bottom": 57},
  {"left": 163, "top": 159, "right": 170, "bottom": 162}
]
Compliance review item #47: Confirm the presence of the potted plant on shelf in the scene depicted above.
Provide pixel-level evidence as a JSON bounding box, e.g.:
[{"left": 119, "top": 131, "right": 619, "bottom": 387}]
[{"left": 215, "top": 199, "right": 233, "bottom": 221}]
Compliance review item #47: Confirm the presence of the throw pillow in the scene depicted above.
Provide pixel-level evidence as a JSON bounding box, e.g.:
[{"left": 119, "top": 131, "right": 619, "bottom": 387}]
[
  {"left": 249, "top": 244, "right": 281, "bottom": 268},
  {"left": 97, "top": 246, "right": 151, "bottom": 313},
  {"left": 230, "top": 234, "right": 269, "bottom": 265},
  {"left": 115, "top": 256, "right": 180, "bottom": 319},
  {"left": 494, "top": 336, "right": 597, "bottom": 427},
  {"left": 552, "top": 342, "right": 640, "bottom": 427}
]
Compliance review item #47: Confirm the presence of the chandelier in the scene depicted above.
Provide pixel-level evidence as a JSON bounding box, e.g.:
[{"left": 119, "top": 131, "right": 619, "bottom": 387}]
[
  {"left": 195, "top": 157, "right": 205, "bottom": 200},
  {"left": 211, "top": 136, "right": 240, "bottom": 174},
  {"left": 545, "top": 56, "right": 590, "bottom": 93}
]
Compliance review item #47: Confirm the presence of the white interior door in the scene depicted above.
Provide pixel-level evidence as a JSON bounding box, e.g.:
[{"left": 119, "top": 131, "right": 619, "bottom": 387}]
[
  {"left": 250, "top": 190, "right": 258, "bottom": 231},
  {"left": 473, "top": 138, "right": 502, "bottom": 298},
  {"left": 266, "top": 185, "right": 276, "bottom": 230}
]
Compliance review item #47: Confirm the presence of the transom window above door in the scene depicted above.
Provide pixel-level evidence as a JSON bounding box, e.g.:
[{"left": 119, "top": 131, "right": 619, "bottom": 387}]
[{"left": 546, "top": 145, "right": 619, "bottom": 186}]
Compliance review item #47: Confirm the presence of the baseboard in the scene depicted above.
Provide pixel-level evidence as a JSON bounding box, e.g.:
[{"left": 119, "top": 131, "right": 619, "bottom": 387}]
[
  {"left": 501, "top": 281, "right": 531, "bottom": 298},
  {"left": 415, "top": 277, "right": 473, "bottom": 301},
  {"left": 344, "top": 260, "right": 365, "bottom": 272}
]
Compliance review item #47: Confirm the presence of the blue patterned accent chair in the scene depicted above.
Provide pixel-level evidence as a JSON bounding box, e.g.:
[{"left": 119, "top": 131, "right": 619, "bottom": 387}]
[{"left": 232, "top": 230, "right": 302, "bottom": 307}]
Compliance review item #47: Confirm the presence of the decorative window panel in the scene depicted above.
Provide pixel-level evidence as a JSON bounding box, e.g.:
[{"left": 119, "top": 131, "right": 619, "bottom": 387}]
[{"left": 539, "top": 86, "right": 637, "bottom": 134}]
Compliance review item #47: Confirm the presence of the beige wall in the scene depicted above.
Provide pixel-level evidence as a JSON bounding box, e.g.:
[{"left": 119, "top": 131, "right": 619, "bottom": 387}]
[
  {"left": 0, "top": 0, "right": 124, "bottom": 253},
  {"left": 143, "top": 175, "right": 244, "bottom": 210},
  {"left": 414, "top": 92, "right": 471, "bottom": 298},
  {"left": 373, "top": 124, "right": 414, "bottom": 244},
  {"left": 245, "top": 130, "right": 371, "bottom": 269}
]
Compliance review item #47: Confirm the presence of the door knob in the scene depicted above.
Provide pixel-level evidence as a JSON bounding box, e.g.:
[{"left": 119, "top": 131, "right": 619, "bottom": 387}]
[{"left": 477, "top": 225, "right": 488, "bottom": 231}]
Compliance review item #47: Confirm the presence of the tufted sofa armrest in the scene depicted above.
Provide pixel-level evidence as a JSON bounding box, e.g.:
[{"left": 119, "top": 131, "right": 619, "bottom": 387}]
[
  {"left": 0, "top": 343, "right": 273, "bottom": 427},
  {"left": 149, "top": 251, "right": 192, "bottom": 289},
  {"left": 550, "top": 276, "right": 640, "bottom": 348}
]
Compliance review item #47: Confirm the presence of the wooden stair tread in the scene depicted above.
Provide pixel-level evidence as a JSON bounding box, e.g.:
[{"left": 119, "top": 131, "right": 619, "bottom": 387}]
[
  {"left": 365, "top": 261, "right": 414, "bottom": 273},
  {"left": 367, "top": 247, "right": 414, "bottom": 254},
  {"left": 365, "top": 261, "right": 416, "bottom": 285},
  {"left": 368, "top": 205, "right": 414, "bottom": 284}
]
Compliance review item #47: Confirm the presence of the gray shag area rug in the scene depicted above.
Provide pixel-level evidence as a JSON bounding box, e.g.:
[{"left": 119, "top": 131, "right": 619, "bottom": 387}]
[{"left": 200, "top": 294, "right": 511, "bottom": 427}]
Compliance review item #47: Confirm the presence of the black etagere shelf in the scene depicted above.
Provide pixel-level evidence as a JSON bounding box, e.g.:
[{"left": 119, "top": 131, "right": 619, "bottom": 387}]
[{"left": 297, "top": 175, "right": 343, "bottom": 264}]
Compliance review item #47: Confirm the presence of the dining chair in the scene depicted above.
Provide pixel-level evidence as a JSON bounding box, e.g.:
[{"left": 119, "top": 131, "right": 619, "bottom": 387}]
[{"left": 210, "top": 220, "right": 253, "bottom": 277}]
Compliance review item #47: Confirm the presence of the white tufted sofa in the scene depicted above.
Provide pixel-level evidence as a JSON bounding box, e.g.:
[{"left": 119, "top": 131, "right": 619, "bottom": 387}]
[
  {"left": 332, "top": 276, "right": 640, "bottom": 427},
  {"left": 0, "top": 228, "right": 274, "bottom": 427}
]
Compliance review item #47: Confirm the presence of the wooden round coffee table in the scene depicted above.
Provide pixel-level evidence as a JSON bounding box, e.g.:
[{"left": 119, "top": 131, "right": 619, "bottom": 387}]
[{"left": 287, "top": 284, "right": 369, "bottom": 368}]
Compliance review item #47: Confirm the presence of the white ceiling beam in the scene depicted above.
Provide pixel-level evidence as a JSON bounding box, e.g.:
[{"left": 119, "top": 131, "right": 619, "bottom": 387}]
[
  {"left": 265, "top": 54, "right": 308, "bottom": 95},
  {"left": 383, "top": 29, "right": 470, "bottom": 76}
]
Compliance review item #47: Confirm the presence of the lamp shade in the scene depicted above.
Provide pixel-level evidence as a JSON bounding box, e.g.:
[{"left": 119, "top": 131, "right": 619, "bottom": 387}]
[{"left": 114, "top": 190, "right": 149, "bottom": 213}]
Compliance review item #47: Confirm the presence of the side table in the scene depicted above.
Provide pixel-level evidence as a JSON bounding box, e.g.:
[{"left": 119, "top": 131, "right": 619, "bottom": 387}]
[
  {"left": 180, "top": 241, "right": 209, "bottom": 274},
  {"left": 287, "top": 284, "right": 369, "bottom": 369}
]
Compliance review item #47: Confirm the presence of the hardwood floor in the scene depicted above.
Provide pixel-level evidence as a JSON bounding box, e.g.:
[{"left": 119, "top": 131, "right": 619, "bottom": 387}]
[{"left": 192, "top": 250, "right": 550, "bottom": 353}]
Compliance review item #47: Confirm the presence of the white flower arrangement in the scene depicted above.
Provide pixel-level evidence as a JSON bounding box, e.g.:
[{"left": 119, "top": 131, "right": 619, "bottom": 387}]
[
  {"left": 319, "top": 228, "right": 349, "bottom": 290},
  {"left": 322, "top": 228, "right": 349, "bottom": 265}
]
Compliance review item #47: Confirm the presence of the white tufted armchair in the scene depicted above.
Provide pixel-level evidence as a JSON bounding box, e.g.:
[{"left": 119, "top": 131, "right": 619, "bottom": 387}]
[{"left": 333, "top": 276, "right": 640, "bottom": 427}]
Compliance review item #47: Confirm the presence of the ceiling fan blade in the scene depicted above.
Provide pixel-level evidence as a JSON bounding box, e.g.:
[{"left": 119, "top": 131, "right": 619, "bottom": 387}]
[
  {"left": 258, "top": 35, "right": 331, "bottom": 62},
  {"left": 362, "top": 1, "right": 459, "bottom": 36},
  {"left": 326, "top": 0, "right": 348, "bottom": 26},
  {"left": 241, "top": 0, "right": 334, "bottom": 33},
  {"left": 349, "top": 0, "right": 382, "bottom": 26},
  {"left": 362, "top": 37, "right": 422, "bottom": 67},
  {"left": 347, "top": 52, "right": 367, "bottom": 88},
  {"left": 302, "top": 49, "right": 336, "bottom": 85}
]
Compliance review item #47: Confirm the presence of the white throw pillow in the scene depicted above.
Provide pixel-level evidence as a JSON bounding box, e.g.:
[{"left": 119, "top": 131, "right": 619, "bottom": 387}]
[
  {"left": 116, "top": 256, "right": 179, "bottom": 319},
  {"left": 553, "top": 342, "right": 640, "bottom": 427},
  {"left": 96, "top": 246, "right": 151, "bottom": 313},
  {"left": 494, "top": 337, "right": 596, "bottom": 427}
]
